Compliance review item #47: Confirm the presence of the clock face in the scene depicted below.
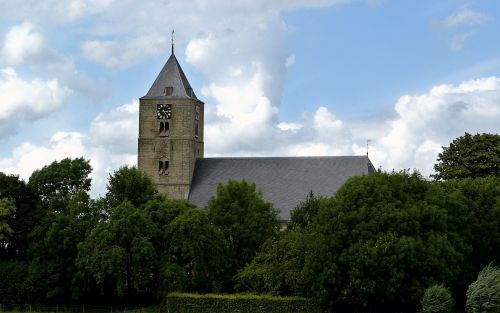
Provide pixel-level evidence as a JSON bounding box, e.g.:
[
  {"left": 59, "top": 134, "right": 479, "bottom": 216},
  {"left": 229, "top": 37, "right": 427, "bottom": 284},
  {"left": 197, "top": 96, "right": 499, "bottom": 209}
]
[{"left": 157, "top": 104, "right": 172, "bottom": 119}]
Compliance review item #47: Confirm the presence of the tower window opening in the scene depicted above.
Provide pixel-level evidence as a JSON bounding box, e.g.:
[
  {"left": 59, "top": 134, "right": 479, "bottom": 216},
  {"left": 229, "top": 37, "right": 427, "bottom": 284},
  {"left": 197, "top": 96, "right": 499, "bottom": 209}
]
[
  {"left": 159, "top": 160, "right": 169, "bottom": 175},
  {"left": 194, "top": 123, "right": 199, "bottom": 138},
  {"left": 164, "top": 86, "right": 173, "bottom": 96},
  {"left": 160, "top": 121, "right": 170, "bottom": 137}
]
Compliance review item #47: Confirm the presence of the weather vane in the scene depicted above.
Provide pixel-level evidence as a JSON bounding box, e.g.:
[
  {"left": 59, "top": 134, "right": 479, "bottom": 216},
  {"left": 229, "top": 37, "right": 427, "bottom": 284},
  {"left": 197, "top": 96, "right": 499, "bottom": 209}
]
[{"left": 171, "top": 29, "right": 175, "bottom": 54}]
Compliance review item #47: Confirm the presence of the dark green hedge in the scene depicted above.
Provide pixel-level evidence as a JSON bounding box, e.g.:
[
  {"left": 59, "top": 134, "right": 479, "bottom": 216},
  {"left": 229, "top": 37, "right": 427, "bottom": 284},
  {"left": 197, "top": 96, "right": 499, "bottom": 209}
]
[{"left": 166, "top": 292, "right": 321, "bottom": 313}]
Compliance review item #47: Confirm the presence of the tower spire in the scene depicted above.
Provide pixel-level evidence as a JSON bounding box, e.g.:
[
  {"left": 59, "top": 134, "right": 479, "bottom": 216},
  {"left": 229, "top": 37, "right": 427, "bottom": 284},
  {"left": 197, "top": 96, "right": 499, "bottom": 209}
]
[{"left": 171, "top": 29, "right": 175, "bottom": 55}]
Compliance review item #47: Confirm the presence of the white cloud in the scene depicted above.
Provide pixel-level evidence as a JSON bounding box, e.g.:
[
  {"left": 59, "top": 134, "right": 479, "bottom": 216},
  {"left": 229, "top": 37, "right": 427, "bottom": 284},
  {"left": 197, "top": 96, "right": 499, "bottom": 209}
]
[
  {"left": 366, "top": 76, "right": 500, "bottom": 175},
  {"left": 82, "top": 35, "right": 169, "bottom": 69},
  {"left": 0, "top": 100, "right": 139, "bottom": 196},
  {"left": 435, "top": 8, "right": 492, "bottom": 29},
  {"left": 0, "top": 67, "right": 72, "bottom": 137},
  {"left": 1, "top": 22, "right": 44, "bottom": 64},
  {"left": 450, "top": 32, "right": 472, "bottom": 51}
]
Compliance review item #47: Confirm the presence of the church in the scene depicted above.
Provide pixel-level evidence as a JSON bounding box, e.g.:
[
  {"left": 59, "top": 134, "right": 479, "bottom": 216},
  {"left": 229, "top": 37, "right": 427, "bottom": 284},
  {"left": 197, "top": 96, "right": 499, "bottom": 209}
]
[{"left": 138, "top": 48, "right": 374, "bottom": 220}]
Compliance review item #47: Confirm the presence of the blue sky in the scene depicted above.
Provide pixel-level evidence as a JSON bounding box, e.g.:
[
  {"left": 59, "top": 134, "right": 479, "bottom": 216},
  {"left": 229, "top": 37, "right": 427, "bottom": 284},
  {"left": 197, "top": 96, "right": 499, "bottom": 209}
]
[{"left": 0, "top": 0, "right": 499, "bottom": 195}]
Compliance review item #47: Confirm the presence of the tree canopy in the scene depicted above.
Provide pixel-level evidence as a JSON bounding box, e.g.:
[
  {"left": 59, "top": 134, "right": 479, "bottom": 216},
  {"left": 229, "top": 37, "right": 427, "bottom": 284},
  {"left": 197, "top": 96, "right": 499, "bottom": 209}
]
[
  {"left": 304, "top": 171, "right": 461, "bottom": 312},
  {"left": 207, "top": 179, "right": 279, "bottom": 287},
  {"left": 28, "top": 157, "right": 92, "bottom": 210},
  {"left": 433, "top": 133, "right": 500, "bottom": 180},
  {"left": 105, "top": 166, "right": 157, "bottom": 208}
]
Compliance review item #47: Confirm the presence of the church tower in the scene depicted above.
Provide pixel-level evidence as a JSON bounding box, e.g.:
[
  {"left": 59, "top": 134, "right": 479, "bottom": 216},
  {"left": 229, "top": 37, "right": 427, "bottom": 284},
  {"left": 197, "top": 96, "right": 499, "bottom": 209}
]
[{"left": 138, "top": 48, "right": 204, "bottom": 199}]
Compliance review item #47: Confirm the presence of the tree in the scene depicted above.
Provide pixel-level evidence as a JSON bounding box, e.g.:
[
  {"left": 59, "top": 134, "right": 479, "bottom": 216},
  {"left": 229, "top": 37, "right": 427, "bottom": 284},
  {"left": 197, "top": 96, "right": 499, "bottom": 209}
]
[
  {"left": 305, "top": 171, "right": 461, "bottom": 313},
  {"left": 0, "top": 198, "right": 15, "bottom": 241},
  {"left": 166, "top": 209, "right": 227, "bottom": 292},
  {"left": 289, "top": 191, "right": 324, "bottom": 232},
  {"left": 29, "top": 191, "right": 99, "bottom": 303},
  {"left": 466, "top": 264, "right": 500, "bottom": 313},
  {"left": 433, "top": 133, "right": 500, "bottom": 180},
  {"left": 236, "top": 231, "right": 308, "bottom": 296},
  {"left": 421, "top": 284, "right": 453, "bottom": 313},
  {"left": 207, "top": 179, "right": 279, "bottom": 287},
  {"left": 106, "top": 166, "right": 157, "bottom": 209},
  {"left": 76, "top": 201, "right": 158, "bottom": 303},
  {"left": 143, "top": 197, "right": 196, "bottom": 253},
  {"left": 0, "top": 172, "right": 41, "bottom": 260},
  {"left": 429, "top": 177, "right": 500, "bottom": 307},
  {"left": 28, "top": 157, "right": 92, "bottom": 210}
]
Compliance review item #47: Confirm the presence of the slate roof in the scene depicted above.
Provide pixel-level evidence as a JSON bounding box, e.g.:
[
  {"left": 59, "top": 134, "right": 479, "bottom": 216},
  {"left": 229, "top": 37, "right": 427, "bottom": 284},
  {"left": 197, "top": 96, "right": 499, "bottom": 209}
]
[
  {"left": 141, "top": 53, "right": 198, "bottom": 100},
  {"left": 188, "top": 156, "right": 375, "bottom": 220}
]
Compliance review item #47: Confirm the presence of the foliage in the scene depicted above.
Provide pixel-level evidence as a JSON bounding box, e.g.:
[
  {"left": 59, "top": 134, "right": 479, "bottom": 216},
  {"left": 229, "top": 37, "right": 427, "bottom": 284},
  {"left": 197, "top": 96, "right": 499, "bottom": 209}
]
[
  {"left": 165, "top": 209, "right": 228, "bottom": 292},
  {"left": 304, "top": 171, "right": 461, "bottom": 312},
  {"left": 0, "top": 261, "right": 31, "bottom": 303},
  {"left": 207, "top": 179, "right": 279, "bottom": 285},
  {"left": 0, "top": 172, "right": 40, "bottom": 260},
  {"left": 76, "top": 201, "right": 158, "bottom": 300},
  {"left": 0, "top": 198, "right": 16, "bottom": 241},
  {"left": 466, "top": 264, "right": 500, "bottom": 313},
  {"left": 421, "top": 284, "right": 453, "bottom": 313},
  {"left": 105, "top": 166, "right": 157, "bottom": 209},
  {"left": 143, "top": 197, "right": 196, "bottom": 253},
  {"left": 29, "top": 191, "right": 100, "bottom": 303},
  {"left": 236, "top": 231, "right": 308, "bottom": 296},
  {"left": 429, "top": 177, "right": 500, "bottom": 306},
  {"left": 28, "top": 157, "right": 92, "bottom": 210},
  {"left": 433, "top": 133, "right": 500, "bottom": 180},
  {"left": 289, "top": 191, "right": 324, "bottom": 232},
  {"left": 166, "top": 292, "right": 321, "bottom": 313}
]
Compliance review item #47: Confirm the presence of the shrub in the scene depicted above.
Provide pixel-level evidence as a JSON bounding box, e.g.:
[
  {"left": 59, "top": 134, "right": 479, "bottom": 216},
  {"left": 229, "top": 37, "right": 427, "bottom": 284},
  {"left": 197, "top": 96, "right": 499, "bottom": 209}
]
[
  {"left": 421, "top": 284, "right": 453, "bottom": 313},
  {"left": 166, "top": 292, "right": 321, "bottom": 313},
  {"left": 466, "top": 264, "right": 500, "bottom": 313}
]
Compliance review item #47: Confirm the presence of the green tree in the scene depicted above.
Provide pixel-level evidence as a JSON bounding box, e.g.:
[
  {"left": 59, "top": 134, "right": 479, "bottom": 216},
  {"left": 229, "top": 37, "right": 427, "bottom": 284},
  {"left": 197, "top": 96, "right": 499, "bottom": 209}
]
[
  {"left": 433, "top": 133, "right": 500, "bottom": 180},
  {"left": 466, "top": 264, "right": 500, "bottom": 313},
  {"left": 421, "top": 284, "right": 453, "bottom": 313},
  {"left": 305, "top": 171, "right": 461, "bottom": 312},
  {"left": 29, "top": 191, "right": 99, "bottom": 303},
  {"left": 28, "top": 157, "right": 92, "bottom": 210},
  {"left": 207, "top": 179, "right": 279, "bottom": 287},
  {"left": 0, "top": 172, "right": 40, "bottom": 260},
  {"left": 76, "top": 201, "right": 158, "bottom": 301},
  {"left": 143, "top": 197, "right": 196, "bottom": 253},
  {"left": 166, "top": 209, "right": 228, "bottom": 292},
  {"left": 289, "top": 191, "right": 324, "bottom": 232},
  {"left": 106, "top": 166, "right": 157, "bottom": 208},
  {"left": 429, "top": 177, "right": 500, "bottom": 306},
  {"left": 236, "top": 231, "right": 308, "bottom": 296},
  {"left": 0, "top": 261, "right": 31, "bottom": 303},
  {"left": 0, "top": 198, "right": 15, "bottom": 241}
]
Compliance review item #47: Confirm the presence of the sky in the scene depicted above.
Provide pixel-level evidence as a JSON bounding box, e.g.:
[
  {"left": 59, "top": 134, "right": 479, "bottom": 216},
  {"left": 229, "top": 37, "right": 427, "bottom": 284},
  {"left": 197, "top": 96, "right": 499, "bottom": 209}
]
[{"left": 0, "top": 0, "right": 499, "bottom": 196}]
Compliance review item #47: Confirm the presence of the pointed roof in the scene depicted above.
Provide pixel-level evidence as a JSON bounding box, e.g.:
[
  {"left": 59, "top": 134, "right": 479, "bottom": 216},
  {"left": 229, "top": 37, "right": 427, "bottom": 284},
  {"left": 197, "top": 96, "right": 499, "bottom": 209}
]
[{"left": 141, "top": 53, "right": 198, "bottom": 100}]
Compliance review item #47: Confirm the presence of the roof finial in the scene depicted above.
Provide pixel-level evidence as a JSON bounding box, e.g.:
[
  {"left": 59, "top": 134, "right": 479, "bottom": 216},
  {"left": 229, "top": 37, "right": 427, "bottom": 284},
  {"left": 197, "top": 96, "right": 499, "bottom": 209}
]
[
  {"left": 366, "top": 139, "right": 371, "bottom": 157},
  {"left": 171, "top": 29, "right": 175, "bottom": 55}
]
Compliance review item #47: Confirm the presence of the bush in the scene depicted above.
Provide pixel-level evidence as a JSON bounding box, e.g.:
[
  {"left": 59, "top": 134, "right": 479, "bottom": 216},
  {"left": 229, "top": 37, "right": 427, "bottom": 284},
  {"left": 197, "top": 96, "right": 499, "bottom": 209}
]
[
  {"left": 466, "top": 264, "right": 500, "bottom": 313},
  {"left": 166, "top": 292, "right": 321, "bottom": 313},
  {"left": 421, "top": 284, "right": 453, "bottom": 313}
]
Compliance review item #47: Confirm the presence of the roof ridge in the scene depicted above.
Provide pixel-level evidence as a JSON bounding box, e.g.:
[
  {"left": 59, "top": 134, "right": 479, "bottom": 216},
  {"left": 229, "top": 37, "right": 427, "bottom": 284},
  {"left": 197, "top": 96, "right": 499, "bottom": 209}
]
[{"left": 199, "top": 155, "right": 369, "bottom": 160}]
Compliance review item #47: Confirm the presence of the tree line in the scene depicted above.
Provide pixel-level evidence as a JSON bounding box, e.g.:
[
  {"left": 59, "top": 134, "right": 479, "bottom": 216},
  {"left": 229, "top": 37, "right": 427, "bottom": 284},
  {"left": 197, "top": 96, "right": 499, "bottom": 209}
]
[{"left": 0, "top": 132, "right": 498, "bottom": 313}]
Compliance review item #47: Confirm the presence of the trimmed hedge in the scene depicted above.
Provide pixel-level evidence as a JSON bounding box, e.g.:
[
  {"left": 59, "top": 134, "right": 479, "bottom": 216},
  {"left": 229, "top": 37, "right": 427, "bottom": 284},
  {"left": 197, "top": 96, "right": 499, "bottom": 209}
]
[{"left": 166, "top": 292, "right": 321, "bottom": 313}]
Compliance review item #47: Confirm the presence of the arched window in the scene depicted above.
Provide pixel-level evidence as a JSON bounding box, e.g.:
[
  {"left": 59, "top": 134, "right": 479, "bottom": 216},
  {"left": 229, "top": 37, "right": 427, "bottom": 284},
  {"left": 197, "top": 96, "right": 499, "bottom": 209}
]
[
  {"left": 159, "top": 160, "right": 169, "bottom": 175},
  {"left": 194, "top": 123, "right": 199, "bottom": 138},
  {"left": 160, "top": 122, "right": 170, "bottom": 137},
  {"left": 158, "top": 161, "right": 163, "bottom": 175}
]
